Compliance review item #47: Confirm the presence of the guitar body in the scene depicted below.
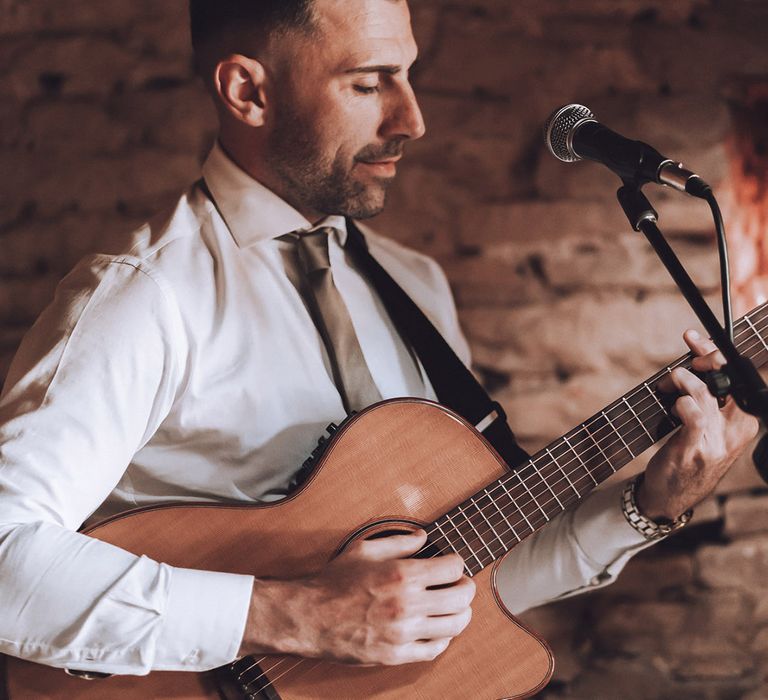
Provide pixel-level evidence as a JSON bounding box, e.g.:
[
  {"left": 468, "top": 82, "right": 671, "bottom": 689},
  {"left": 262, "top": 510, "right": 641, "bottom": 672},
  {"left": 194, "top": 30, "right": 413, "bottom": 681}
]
[{"left": 2, "top": 400, "right": 553, "bottom": 699}]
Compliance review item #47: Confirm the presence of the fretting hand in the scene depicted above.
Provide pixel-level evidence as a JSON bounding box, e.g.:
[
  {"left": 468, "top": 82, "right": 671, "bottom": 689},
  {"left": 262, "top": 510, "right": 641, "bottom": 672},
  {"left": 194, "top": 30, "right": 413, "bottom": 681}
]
[{"left": 637, "top": 330, "right": 759, "bottom": 521}]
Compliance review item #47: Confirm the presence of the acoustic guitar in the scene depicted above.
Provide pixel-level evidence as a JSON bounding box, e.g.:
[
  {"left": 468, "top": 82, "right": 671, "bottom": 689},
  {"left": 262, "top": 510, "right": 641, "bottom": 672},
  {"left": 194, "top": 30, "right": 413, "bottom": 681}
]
[{"left": 3, "top": 300, "right": 767, "bottom": 700}]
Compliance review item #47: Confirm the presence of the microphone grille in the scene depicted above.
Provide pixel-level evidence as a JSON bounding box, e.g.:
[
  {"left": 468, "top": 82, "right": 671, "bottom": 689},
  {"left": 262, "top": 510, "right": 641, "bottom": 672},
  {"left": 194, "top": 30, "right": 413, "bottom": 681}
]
[{"left": 544, "top": 104, "right": 595, "bottom": 162}]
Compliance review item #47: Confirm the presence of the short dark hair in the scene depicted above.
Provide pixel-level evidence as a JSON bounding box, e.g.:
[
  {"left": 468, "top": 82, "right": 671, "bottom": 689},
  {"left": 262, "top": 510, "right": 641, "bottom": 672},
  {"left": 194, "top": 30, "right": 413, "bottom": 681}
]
[{"left": 188, "top": 0, "right": 315, "bottom": 73}]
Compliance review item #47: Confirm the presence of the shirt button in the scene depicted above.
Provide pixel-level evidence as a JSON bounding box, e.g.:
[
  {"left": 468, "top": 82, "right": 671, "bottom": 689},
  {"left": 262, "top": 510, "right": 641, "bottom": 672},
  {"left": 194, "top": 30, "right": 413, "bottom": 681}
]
[
  {"left": 590, "top": 571, "right": 612, "bottom": 586},
  {"left": 184, "top": 649, "right": 201, "bottom": 665}
]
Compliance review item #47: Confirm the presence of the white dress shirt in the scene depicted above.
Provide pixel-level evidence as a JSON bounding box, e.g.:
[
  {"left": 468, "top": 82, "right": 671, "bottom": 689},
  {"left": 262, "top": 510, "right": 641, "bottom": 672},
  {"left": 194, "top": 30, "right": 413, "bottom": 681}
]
[{"left": 0, "top": 144, "right": 650, "bottom": 676}]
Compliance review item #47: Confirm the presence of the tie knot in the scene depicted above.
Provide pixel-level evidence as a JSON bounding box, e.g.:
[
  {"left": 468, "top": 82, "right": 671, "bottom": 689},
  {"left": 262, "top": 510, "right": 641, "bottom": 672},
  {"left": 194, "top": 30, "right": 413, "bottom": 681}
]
[{"left": 296, "top": 227, "right": 336, "bottom": 275}]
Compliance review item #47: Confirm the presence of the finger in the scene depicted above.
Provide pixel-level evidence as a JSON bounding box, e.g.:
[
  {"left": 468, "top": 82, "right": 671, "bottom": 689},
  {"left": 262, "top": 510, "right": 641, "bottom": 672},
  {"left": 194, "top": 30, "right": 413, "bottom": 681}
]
[
  {"left": 665, "top": 367, "right": 718, "bottom": 411},
  {"left": 348, "top": 530, "right": 428, "bottom": 562},
  {"left": 684, "top": 330, "right": 726, "bottom": 370},
  {"left": 671, "top": 394, "right": 706, "bottom": 430},
  {"left": 416, "top": 608, "right": 472, "bottom": 640},
  {"left": 409, "top": 553, "right": 467, "bottom": 587},
  {"left": 691, "top": 354, "right": 727, "bottom": 373},
  {"left": 386, "top": 638, "right": 452, "bottom": 665},
  {"left": 421, "top": 576, "right": 476, "bottom": 615}
]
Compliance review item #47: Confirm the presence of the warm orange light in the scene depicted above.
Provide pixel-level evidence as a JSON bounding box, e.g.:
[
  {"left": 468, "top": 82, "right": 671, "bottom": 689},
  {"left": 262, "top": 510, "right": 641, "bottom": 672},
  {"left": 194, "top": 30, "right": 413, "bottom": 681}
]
[{"left": 724, "top": 81, "right": 768, "bottom": 316}]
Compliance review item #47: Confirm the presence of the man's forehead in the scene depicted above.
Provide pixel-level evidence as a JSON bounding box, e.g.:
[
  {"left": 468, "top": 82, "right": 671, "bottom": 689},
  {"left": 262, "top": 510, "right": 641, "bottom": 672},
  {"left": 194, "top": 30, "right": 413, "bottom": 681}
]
[{"left": 312, "top": 0, "right": 416, "bottom": 69}]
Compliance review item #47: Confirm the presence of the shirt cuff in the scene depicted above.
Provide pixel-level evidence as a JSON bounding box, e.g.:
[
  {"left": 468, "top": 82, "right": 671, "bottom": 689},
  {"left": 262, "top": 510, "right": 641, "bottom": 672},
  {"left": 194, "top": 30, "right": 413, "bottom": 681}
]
[
  {"left": 571, "top": 477, "right": 651, "bottom": 571},
  {"left": 153, "top": 566, "right": 254, "bottom": 672}
]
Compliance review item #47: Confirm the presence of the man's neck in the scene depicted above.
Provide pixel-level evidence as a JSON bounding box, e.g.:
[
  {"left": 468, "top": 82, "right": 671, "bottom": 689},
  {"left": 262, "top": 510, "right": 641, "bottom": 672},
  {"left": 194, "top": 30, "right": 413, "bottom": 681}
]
[{"left": 216, "top": 136, "right": 326, "bottom": 225}]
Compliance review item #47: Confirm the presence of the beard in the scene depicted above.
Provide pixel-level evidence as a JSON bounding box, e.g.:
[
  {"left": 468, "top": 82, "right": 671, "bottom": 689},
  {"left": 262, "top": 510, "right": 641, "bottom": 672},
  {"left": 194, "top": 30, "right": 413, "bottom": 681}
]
[{"left": 265, "top": 104, "right": 403, "bottom": 220}]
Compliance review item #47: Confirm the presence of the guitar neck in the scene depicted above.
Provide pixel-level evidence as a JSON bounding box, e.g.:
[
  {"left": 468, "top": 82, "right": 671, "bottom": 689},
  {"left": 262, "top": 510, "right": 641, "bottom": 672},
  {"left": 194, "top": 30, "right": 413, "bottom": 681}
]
[{"left": 429, "top": 302, "right": 768, "bottom": 575}]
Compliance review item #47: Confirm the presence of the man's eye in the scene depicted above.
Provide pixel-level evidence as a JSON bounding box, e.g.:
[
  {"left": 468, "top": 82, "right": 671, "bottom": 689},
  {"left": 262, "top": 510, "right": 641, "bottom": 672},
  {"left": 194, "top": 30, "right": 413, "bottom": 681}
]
[{"left": 353, "top": 84, "right": 380, "bottom": 95}]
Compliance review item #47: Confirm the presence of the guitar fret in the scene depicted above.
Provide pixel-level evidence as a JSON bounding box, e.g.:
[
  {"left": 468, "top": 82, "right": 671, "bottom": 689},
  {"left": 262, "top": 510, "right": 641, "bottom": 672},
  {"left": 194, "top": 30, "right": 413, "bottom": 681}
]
[
  {"left": 584, "top": 422, "right": 615, "bottom": 477},
  {"left": 405, "top": 301, "right": 768, "bottom": 582},
  {"left": 483, "top": 486, "right": 521, "bottom": 543},
  {"left": 530, "top": 457, "right": 565, "bottom": 510},
  {"left": 470, "top": 495, "right": 508, "bottom": 555},
  {"left": 601, "top": 409, "right": 633, "bottom": 461},
  {"left": 434, "top": 519, "right": 461, "bottom": 556},
  {"left": 563, "top": 434, "right": 598, "bottom": 486},
  {"left": 644, "top": 381, "right": 670, "bottom": 418},
  {"left": 546, "top": 446, "right": 580, "bottom": 498},
  {"left": 443, "top": 511, "right": 483, "bottom": 572},
  {"left": 622, "top": 396, "right": 652, "bottom": 442},
  {"left": 513, "top": 471, "right": 550, "bottom": 522},
  {"left": 499, "top": 478, "right": 535, "bottom": 533},
  {"left": 745, "top": 316, "right": 768, "bottom": 353},
  {"left": 417, "top": 300, "right": 768, "bottom": 581},
  {"left": 456, "top": 502, "right": 495, "bottom": 562}
]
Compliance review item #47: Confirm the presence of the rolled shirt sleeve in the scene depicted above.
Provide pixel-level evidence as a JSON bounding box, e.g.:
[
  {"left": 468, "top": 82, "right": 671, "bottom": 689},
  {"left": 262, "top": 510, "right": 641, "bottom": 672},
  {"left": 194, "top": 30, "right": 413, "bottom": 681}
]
[
  {"left": 0, "top": 256, "right": 253, "bottom": 675},
  {"left": 495, "top": 478, "right": 653, "bottom": 615}
]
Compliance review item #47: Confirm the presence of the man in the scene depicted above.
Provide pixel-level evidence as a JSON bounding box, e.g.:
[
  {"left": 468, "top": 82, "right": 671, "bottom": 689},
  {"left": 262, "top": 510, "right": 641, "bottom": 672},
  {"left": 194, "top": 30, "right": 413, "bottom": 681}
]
[{"left": 0, "top": 0, "right": 757, "bottom": 681}]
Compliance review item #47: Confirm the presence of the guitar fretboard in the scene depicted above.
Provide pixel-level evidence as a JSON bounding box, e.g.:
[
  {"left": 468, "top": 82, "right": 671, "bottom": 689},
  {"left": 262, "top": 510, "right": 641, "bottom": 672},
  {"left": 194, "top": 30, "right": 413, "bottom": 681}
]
[{"left": 429, "top": 302, "right": 768, "bottom": 575}]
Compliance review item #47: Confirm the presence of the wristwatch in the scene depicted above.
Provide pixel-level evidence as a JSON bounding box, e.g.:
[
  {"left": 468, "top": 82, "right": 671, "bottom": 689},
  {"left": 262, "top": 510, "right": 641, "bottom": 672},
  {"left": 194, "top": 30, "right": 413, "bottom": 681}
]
[{"left": 621, "top": 473, "right": 693, "bottom": 541}]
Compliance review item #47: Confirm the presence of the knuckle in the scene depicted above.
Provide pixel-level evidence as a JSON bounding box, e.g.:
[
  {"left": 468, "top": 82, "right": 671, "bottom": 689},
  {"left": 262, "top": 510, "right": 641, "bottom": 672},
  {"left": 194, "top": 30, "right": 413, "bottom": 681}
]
[
  {"left": 384, "top": 620, "right": 410, "bottom": 644},
  {"left": 386, "top": 561, "right": 408, "bottom": 585},
  {"left": 690, "top": 412, "right": 707, "bottom": 430},
  {"left": 382, "top": 595, "right": 407, "bottom": 620}
]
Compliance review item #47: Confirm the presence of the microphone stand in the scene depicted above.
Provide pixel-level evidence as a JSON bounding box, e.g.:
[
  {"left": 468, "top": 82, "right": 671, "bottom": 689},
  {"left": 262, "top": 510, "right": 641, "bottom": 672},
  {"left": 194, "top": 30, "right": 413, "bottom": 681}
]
[{"left": 615, "top": 183, "right": 768, "bottom": 482}]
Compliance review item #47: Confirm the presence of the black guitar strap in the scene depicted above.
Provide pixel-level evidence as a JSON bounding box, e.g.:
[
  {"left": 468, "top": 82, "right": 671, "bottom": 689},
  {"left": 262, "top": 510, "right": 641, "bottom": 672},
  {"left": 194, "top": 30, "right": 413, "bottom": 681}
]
[{"left": 345, "top": 218, "right": 530, "bottom": 470}]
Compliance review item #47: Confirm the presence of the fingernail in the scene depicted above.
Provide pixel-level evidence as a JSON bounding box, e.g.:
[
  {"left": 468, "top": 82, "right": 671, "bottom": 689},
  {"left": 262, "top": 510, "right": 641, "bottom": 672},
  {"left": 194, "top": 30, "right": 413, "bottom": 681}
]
[{"left": 689, "top": 330, "right": 700, "bottom": 339}]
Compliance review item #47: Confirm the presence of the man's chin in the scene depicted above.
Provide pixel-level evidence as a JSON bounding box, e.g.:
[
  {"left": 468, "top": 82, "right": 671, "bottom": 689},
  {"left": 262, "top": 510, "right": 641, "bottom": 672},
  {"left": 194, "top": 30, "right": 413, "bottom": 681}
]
[
  {"left": 341, "top": 200, "right": 386, "bottom": 220},
  {"left": 338, "top": 181, "right": 390, "bottom": 220}
]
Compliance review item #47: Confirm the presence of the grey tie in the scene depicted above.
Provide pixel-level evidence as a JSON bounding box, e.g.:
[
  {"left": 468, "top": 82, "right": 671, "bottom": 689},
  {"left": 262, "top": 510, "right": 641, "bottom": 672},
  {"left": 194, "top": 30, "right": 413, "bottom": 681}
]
[{"left": 294, "top": 227, "right": 382, "bottom": 413}]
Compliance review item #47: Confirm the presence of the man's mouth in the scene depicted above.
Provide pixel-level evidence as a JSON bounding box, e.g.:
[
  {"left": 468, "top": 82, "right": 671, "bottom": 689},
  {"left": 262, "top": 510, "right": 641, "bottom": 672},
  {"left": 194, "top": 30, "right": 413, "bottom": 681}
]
[{"left": 357, "top": 156, "right": 401, "bottom": 177}]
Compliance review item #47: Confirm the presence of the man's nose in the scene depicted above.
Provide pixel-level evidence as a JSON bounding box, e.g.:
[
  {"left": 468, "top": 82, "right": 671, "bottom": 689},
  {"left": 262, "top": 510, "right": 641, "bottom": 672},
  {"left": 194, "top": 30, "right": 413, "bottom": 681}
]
[{"left": 382, "top": 81, "right": 426, "bottom": 141}]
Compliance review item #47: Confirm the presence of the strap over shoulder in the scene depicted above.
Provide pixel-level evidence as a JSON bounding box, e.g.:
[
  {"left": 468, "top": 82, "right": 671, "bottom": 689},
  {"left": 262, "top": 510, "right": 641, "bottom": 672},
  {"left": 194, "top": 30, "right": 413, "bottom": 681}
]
[{"left": 345, "top": 218, "right": 530, "bottom": 471}]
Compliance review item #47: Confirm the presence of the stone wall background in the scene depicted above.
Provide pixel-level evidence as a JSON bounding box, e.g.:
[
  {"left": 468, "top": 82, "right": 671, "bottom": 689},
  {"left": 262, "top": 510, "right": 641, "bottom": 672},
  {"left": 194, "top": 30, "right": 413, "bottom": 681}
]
[{"left": 2, "top": 1, "right": 768, "bottom": 698}]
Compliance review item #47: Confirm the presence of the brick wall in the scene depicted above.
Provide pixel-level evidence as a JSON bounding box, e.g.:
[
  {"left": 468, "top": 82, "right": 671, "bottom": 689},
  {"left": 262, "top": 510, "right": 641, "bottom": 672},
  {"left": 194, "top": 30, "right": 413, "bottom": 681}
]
[{"left": 2, "top": 1, "right": 768, "bottom": 697}]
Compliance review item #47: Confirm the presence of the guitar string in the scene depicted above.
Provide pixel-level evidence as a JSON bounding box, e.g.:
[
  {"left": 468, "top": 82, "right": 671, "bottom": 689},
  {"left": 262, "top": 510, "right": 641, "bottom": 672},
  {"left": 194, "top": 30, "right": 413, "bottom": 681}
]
[
  {"left": 420, "top": 312, "right": 768, "bottom": 566},
  {"left": 249, "top": 658, "right": 326, "bottom": 695},
  {"left": 245, "top": 363, "right": 723, "bottom": 689},
  {"left": 437, "top": 312, "right": 768, "bottom": 553},
  {"left": 243, "top": 385, "right": 675, "bottom": 696},
  {"left": 247, "top": 313, "right": 768, "bottom": 691},
  {"left": 247, "top": 311, "right": 768, "bottom": 689},
  {"left": 244, "top": 308, "right": 768, "bottom": 690},
  {"left": 425, "top": 343, "right": 764, "bottom": 567}
]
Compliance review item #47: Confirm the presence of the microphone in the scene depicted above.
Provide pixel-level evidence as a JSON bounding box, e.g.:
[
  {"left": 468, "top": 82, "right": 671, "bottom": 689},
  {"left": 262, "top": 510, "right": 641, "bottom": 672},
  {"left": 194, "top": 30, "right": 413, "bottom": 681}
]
[{"left": 544, "top": 104, "right": 711, "bottom": 197}]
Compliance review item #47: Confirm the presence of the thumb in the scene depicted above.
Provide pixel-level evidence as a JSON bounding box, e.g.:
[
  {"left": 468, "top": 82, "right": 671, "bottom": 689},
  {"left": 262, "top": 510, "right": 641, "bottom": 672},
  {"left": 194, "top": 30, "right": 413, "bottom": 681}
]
[{"left": 345, "top": 529, "right": 428, "bottom": 563}]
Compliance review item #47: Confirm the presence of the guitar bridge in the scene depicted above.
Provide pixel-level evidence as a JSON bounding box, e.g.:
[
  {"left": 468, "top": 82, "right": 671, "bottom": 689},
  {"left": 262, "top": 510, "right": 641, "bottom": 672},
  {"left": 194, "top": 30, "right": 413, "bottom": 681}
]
[{"left": 214, "top": 657, "right": 282, "bottom": 700}]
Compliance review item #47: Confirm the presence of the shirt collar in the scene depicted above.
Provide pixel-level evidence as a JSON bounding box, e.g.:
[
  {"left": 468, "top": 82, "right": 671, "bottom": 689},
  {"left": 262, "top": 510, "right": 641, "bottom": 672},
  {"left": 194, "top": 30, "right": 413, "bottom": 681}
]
[{"left": 201, "top": 142, "right": 348, "bottom": 247}]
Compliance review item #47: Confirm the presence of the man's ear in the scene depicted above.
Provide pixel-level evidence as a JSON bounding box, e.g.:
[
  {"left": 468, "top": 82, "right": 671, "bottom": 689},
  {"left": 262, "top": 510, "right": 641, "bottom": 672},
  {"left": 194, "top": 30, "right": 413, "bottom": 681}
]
[{"left": 214, "top": 54, "right": 268, "bottom": 127}]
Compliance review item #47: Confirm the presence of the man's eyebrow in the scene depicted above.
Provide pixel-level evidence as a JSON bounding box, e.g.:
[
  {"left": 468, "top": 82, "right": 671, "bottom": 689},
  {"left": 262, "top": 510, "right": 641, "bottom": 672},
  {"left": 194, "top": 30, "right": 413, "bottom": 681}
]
[
  {"left": 344, "top": 65, "right": 402, "bottom": 75},
  {"left": 344, "top": 58, "right": 419, "bottom": 76}
]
